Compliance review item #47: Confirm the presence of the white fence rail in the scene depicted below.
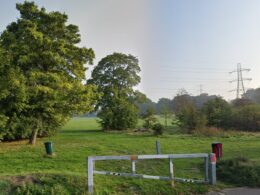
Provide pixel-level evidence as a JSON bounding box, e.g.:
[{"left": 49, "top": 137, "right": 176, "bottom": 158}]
[{"left": 87, "top": 153, "right": 216, "bottom": 194}]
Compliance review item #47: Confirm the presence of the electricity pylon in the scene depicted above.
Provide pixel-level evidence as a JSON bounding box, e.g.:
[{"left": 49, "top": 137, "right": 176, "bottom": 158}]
[{"left": 229, "top": 63, "right": 252, "bottom": 99}]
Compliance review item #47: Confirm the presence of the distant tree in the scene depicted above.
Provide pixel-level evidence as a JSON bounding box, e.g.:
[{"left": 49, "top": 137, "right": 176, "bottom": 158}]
[
  {"left": 193, "top": 93, "right": 218, "bottom": 109},
  {"left": 0, "top": 2, "right": 97, "bottom": 144},
  {"left": 157, "top": 98, "right": 172, "bottom": 113},
  {"left": 136, "top": 96, "right": 156, "bottom": 116},
  {"left": 161, "top": 105, "right": 172, "bottom": 128},
  {"left": 231, "top": 98, "right": 254, "bottom": 107},
  {"left": 172, "top": 91, "right": 192, "bottom": 114},
  {"left": 243, "top": 88, "right": 260, "bottom": 104},
  {"left": 88, "top": 53, "right": 141, "bottom": 130},
  {"left": 231, "top": 105, "right": 260, "bottom": 131},
  {"left": 142, "top": 107, "right": 157, "bottom": 129},
  {"left": 202, "top": 97, "right": 231, "bottom": 128},
  {"left": 176, "top": 101, "right": 207, "bottom": 132},
  {"left": 155, "top": 98, "right": 172, "bottom": 127}
]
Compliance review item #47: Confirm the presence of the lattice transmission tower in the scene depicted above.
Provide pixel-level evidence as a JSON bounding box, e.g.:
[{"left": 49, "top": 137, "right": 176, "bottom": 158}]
[{"left": 229, "top": 63, "right": 252, "bottom": 99}]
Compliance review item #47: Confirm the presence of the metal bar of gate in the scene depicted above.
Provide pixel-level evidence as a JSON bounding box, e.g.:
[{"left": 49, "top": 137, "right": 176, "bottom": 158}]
[{"left": 87, "top": 153, "right": 216, "bottom": 194}]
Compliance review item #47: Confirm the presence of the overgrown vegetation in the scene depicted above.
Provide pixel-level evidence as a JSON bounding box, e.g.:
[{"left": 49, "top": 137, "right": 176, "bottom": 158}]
[
  {"left": 0, "top": 174, "right": 86, "bottom": 195},
  {"left": 152, "top": 122, "right": 164, "bottom": 135},
  {"left": 217, "top": 157, "right": 260, "bottom": 187}
]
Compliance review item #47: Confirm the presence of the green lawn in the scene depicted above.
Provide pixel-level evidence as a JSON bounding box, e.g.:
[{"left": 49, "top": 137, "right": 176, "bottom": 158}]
[{"left": 0, "top": 117, "right": 260, "bottom": 194}]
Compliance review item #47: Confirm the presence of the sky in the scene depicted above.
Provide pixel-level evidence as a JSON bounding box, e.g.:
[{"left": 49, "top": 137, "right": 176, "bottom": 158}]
[{"left": 1, "top": 0, "right": 260, "bottom": 102}]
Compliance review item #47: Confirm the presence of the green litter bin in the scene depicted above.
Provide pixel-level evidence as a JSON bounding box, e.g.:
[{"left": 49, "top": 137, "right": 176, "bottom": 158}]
[{"left": 44, "top": 142, "right": 53, "bottom": 155}]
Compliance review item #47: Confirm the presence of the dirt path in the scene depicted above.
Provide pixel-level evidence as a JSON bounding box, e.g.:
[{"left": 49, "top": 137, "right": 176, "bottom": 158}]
[{"left": 207, "top": 187, "right": 260, "bottom": 195}]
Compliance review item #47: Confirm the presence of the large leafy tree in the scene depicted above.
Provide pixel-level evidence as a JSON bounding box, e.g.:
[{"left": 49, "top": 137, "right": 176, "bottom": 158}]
[
  {"left": 89, "top": 53, "right": 141, "bottom": 130},
  {"left": 0, "top": 2, "right": 97, "bottom": 144},
  {"left": 202, "top": 97, "right": 231, "bottom": 128}
]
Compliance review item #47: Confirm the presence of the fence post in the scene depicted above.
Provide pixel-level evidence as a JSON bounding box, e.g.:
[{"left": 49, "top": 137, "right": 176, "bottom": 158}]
[
  {"left": 131, "top": 161, "right": 136, "bottom": 174},
  {"left": 209, "top": 153, "right": 216, "bottom": 185},
  {"left": 88, "top": 157, "right": 94, "bottom": 194},
  {"left": 156, "top": 140, "right": 161, "bottom": 154},
  {"left": 204, "top": 156, "right": 209, "bottom": 182},
  {"left": 169, "top": 158, "right": 175, "bottom": 186}
]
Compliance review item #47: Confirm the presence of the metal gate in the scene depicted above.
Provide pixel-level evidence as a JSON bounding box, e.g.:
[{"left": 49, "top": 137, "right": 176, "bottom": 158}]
[{"left": 87, "top": 153, "right": 216, "bottom": 194}]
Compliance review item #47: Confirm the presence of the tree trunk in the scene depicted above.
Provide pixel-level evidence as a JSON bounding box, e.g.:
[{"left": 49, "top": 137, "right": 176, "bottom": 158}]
[{"left": 29, "top": 128, "right": 39, "bottom": 145}]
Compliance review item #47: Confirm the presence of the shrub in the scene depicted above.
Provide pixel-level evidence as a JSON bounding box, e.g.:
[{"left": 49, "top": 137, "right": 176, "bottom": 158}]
[
  {"left": 231, "top": 98, "right": 253, "bottom": 107},
  {"left": 231, "top": 105, "right": 260, "bottom": 131},
  {"left": 202, "top": 97, "right": 232, "bottom": 129},
  {"left": 192, "top": 127, "right": 222, "bottom": 137},
  {"left": 142, "top": 107, "right": 157, "bottom": 129},
  {"left": 152, "top": 123, "right": 164, "bottom": 135},
  {"left": 217, "top": 157, "right": 260, "bottom": 187},
  {"left": 98, "top": 97, "right": 139, "bottom": 130},
  {"left": 176, "top": 103, "right": 207, "bottom": 132}
]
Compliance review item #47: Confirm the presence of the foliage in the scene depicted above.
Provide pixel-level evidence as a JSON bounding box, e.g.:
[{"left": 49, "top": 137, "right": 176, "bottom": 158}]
[
  {"left": 231, "top": 105, "right": 260, "bottom": 131},
  {"left": 136, "top": 96, "right": 156, "bottom": 116},
  {"left": 231, "top": 98, "right": 254, "bottom": 107},
  {"left": 152, "top": 122, "right": 164, "bottom": 135},
  {"left": 142, "top": 107, "right": 157, "bottom": 129},
  {"left": 172, "top": 93, "right": 192, "bottom": 114},
  {"left": 243, "top": 88, "right": 260, "bottom": 104},
  {"left": 0, "top": 2, "right": 97, "bottom": 143},
  {"left": 217, "top": 157, "right": 260, "bottom": 187},
  {"left": 89, "top": 52, "right": 141, "bottom": 130},
  {"left": 202, "top": 97, "right": 232, "bottom": 129},
  {"left": 157, "top": 98, "right": 172, "bottom": 128},
  {"left": 192, "top": 127, "right": 223, "bottom": 137},
  {"left": 137, "top": 91, "right": 218, "bottom": 115},
  {"left": 98, "top": 96, "right": 139, "bottom": 130},
  {"left": 156, "top": 98, "right": 172, "bottom": 113},
  {"left": 176, "top": 102, "right": 207, "bottom": 132}
]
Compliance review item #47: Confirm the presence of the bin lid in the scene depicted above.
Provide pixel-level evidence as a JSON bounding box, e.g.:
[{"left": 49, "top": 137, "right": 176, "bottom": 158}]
[{"left": 211, "top": 142, "right": 222, "bottom": 146}]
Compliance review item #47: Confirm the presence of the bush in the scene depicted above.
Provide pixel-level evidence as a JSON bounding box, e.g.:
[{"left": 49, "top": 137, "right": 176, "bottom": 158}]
[
  {"left": 192, "top": 127, "right": 222, "bottom": 137},
  {"left": 202, "top": 97, "right": 232, "bottom": 129},
  {"left": 217, "top": 157, "right": 260, "bottom": 187},
  {"left": 98, "top": 97, "right": 139, "bottom": 130},
  {"left": 142, "top": 107, "right": 157, "bottom": 129},
  {"left": 176, "top": 103, "right": 207, "bottom": 132},
  {"left": 231, "top": 105, "right": 260, "bottom": 131},
  {"left": 152, "top": 123, "right": 164, "bottom": 135}
]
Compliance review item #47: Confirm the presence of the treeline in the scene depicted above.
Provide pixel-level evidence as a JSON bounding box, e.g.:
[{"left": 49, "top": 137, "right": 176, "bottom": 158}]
[
  {"left": 138, "top": 88, "right": 260, "bottom": 116},
  {"left": 175, "top": 96, "right": 260, "bottom": 132},
  {"left": 137, "top": 92, "right": 219, "bottom": 115},
  {"left": 138, "top": 89, "right": 260, "bottom": 132}
]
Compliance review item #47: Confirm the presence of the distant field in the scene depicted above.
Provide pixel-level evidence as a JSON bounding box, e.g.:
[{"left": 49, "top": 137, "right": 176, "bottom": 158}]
[{"left": 0, "top": 117, "right": 260, "bottom": 194}]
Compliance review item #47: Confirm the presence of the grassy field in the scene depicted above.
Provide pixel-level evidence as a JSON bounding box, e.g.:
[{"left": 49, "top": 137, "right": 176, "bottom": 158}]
[{"left": 0, "top": 117, "right": 260, "bottom": 194}]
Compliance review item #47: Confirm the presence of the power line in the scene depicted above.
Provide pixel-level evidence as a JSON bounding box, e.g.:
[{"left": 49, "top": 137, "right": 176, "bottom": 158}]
[
  {"left": 229, "top": 63, "right": 252, "bottom": 99},
  {"left": 159, "top": 69, "right": 228, "bottom": 73},
  {"left": 159, "top": 79, "right": 229, "bottom": 83},
  {"left": 160, "top": 66, "right": 231, "bottom": 71}
]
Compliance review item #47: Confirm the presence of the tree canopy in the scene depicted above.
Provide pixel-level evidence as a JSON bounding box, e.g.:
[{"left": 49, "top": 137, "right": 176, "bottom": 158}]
[
  {"left": 89, "top": 53, "right": 141, "bottom": 130},
  {"left": 0, "top": 2, "right": 98, "bottom": 144}
]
